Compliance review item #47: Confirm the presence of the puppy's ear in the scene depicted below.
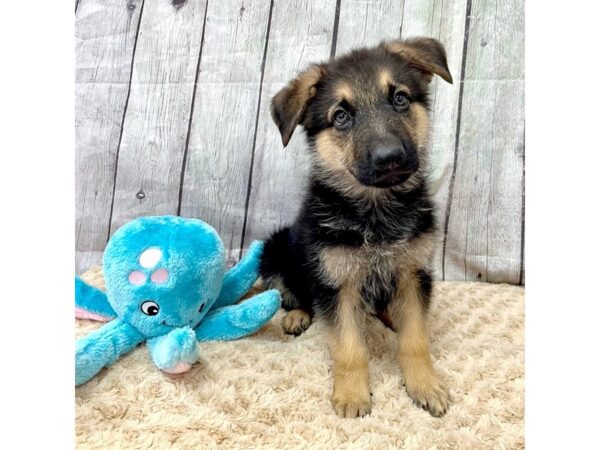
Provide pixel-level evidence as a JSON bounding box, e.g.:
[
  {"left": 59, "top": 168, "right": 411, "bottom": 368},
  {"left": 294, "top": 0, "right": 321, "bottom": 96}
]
[
  {"left": 382, "top": 37, "right": 453, "bottom": 84},
  {"left": 271, "top": 64, "right": 325, "bottom": 147}
]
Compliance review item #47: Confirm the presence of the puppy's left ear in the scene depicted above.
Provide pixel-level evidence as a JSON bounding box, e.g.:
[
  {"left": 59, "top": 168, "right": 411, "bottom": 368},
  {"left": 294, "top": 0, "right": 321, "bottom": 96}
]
[
  {"left": 271, "top": 64, "right": 326, "bottom": 147},
  {"left": 382, "top": 37, "right": 453, "bottom": 84}
]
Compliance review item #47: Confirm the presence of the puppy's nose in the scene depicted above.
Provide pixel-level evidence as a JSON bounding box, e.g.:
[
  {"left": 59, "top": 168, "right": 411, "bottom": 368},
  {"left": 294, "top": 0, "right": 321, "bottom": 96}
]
[{"left": 372, "top": 145, "right": 407, "bottom": 171}]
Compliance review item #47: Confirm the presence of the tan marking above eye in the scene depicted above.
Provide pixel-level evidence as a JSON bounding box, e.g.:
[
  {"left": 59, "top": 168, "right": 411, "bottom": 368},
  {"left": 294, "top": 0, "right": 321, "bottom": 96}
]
[
  {"left": 378, "top": 69, "right": 394, "bottom": 91},
  {"left": 334, "top": 81, "right": 353, "bottom": 102}
]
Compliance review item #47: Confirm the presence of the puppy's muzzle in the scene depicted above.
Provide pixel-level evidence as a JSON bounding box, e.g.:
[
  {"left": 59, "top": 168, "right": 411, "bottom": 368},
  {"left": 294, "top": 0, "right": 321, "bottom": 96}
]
[{"left": 356, "top": 140, "right": 419, "bottom": 188}]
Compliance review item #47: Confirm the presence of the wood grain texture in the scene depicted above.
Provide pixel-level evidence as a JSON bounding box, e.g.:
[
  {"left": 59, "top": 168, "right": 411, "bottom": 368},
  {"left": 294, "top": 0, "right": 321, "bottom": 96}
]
[
  {"left": 108, "top": 0, "right": 208, "bottom": 237},
  {"left": 399, "top": 0, "right": 469, "bottom": 280},
  {"left": 335, "top": 0, "right": 404, "bottom": 53},
  {"left": 179, "top": 0, "right": 273, "bottom": 263},
  {"left": 75, "top": 0, "right": 143, "bottom": 273},
  {"left": 75, "top": 0, "right": 525, "bottom": 285},
  {"left": 443, "top": 0, "right": 524, "bottom": 283},
  {"left": 242, "top": 0, "right": 337, "bottom": 251}
]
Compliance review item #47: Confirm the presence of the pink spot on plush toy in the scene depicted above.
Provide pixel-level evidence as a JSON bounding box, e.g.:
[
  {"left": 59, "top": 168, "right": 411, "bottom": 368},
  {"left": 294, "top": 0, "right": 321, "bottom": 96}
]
[
  {"left": 128, "top": 271, "right": 146, "bottom": 285},
  {"left": 162, "top": 361, "right": 192, "bottom": 374},
  {"left": 151, "top": 268, "right": 169, "bottom": 284}
]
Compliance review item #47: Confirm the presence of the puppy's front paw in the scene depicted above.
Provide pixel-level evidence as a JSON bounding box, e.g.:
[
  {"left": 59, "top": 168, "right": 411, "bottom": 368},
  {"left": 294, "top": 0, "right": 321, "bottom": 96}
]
[
  {"left": 281, "top": 309, "right": 312, "bottom": 336},
  {"left": 331, "top": 384, "right": 372, "bottom": 418},
  {"left": 404, "top": 368, "right": 449, "bottom": 417}
]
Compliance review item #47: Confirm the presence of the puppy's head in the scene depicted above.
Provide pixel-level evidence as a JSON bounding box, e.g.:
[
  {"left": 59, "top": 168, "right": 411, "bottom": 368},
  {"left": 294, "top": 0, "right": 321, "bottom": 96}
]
[{"left": 271, "top": 38, "right": 452, "bottom": 192}]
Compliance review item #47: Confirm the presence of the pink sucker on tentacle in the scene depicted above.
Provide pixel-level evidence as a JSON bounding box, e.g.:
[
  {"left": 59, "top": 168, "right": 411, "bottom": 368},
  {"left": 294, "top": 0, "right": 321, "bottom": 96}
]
[
  {"left": 162, "top": 361, "right": 192, "bottom": 374},
  {"left": 75, "top": 307, "right": 111, "bottom": 322}
]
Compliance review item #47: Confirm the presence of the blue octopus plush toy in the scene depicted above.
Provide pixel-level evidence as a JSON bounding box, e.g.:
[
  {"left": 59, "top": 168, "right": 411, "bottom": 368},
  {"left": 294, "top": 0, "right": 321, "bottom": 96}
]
[{"left": 75, "top": 215, "right": 281, "bottom": 386}]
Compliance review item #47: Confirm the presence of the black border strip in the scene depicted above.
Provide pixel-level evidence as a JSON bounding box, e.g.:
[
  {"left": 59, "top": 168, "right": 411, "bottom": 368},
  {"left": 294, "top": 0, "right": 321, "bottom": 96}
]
[
  {"left": 329, "top": 0, "right": 342, "bottom": 59},
  {"left": 441, "top": 0, "right": 472, "bottom": 279},
  {"left": 106, "top": 0, "right": 146, "bottom": 240},
  {"left": 177, "top": 0, "right": 210, "bottom": 215},
  {"left": 399, "top": 0, "right": 406, "bottom": 38},
  {"left": 518, "top": 129, "right": 525, "bottom": 285}
]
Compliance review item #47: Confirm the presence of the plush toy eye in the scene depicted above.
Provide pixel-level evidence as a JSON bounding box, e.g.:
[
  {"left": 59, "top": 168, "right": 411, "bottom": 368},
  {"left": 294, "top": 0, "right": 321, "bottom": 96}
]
[
  {"left": 199, "top": 303, "right": 205, "bottom": 313},
  {"left": 141, "top": 301, "right": 160, "bottom": 316}
]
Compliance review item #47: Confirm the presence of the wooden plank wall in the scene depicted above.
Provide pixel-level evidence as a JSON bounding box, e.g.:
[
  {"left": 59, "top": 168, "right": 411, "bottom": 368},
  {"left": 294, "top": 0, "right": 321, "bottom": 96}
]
[{"left": 75, "top": 0, "right": 525, "bottom": 284}]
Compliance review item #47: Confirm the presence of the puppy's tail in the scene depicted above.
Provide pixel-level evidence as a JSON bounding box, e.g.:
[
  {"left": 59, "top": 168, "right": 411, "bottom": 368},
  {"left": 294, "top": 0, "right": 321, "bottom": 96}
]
[
  {"left": 259, "top": 227, "right": 291, "bottom": 282},
  {"left": 259, "top": 227, "right": 299, "bottom": 310}
]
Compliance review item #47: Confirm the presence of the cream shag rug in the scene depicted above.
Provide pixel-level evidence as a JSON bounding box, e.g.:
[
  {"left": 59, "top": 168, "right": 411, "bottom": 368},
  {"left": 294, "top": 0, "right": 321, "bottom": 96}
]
[{"left": 76, "top": 268, "right": 524, "bottom": 449}]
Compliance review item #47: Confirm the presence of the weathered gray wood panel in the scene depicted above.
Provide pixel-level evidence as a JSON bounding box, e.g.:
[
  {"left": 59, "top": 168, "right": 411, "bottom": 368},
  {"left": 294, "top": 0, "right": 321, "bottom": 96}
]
[
  {"left": 243, "top": 0, "right": 338, "bottom": 250},
  {"left": 335, "top": 0, "right": 404, "bottom": 51},
  {"left": 108, "top": 0, "right": 207, "bottom": 236},
  {"left": 443, "top": 0, "right": 524, "bottom": 283},
  {"left": 399, "top": 0, "right": 469, "bottom": 279},
  {"left": 179, "top": 0, "right": 272, "bottom": 262},
  {"left": 75, "top": 0, "right": 143, "bottom": 273},
  {"left": 75, "top": 0, "right": 525, "bottom": 285}
]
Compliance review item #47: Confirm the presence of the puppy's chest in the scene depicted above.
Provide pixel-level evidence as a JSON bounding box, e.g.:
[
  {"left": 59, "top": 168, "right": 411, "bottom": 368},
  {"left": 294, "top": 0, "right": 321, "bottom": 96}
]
[
  {"left": 318, "top": 233, "right": 434, "bottom": 291},
  {"left": 320, "top": 207, "right": 421, "bottom": 246}
]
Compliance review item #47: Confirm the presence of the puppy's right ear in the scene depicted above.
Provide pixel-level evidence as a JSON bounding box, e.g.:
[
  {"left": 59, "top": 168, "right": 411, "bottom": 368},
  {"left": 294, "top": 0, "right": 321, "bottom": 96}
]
[
  {"left": 382, "top": 37, "right": 453, "bottom": 84},
  {"left": 271, "top": 64, "right": 325, "bottom": 147}
]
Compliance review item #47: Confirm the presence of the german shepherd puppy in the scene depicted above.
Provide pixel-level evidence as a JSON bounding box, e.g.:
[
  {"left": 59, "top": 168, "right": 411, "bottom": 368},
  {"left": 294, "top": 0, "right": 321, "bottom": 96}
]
[{"left": 260, "top": 38, "right": 453, "bottom": 418}]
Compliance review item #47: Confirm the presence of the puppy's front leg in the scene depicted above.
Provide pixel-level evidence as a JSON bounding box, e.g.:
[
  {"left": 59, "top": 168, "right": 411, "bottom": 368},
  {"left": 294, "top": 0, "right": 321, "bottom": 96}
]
[
  {"left": 389, "top": 272, "right": 449, "bottom": 416},
  {"left": 328, "top": 284, "right": 371, "bottom": 418}
]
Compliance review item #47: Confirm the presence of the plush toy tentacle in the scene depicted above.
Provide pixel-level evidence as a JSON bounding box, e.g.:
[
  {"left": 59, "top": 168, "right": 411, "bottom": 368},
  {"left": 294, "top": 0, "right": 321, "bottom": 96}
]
[
  {"left": 76, "top": 319, "right": 145, "bottom": 386},
  {"left": 75, "top": 276, "right": 117, "bottom": 321},
  {"left": 196, "top": 289, "right": 281, "bottom": 342},
  {"left": 148, "top": 327, "right": 200, "bottom": 374},
  {"left": 211, "top": 240, "right": 264, "bottom": 310}
]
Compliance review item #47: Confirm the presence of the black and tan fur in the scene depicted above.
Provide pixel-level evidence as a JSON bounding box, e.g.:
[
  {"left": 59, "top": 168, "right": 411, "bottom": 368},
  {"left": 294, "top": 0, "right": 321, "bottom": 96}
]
[{"left": 260, "top": 38, "right": 453, "bottom": 418}]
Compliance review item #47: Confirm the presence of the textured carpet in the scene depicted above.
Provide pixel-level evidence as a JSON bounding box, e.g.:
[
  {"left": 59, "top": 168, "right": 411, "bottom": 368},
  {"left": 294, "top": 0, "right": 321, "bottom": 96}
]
[{"left": 75, "top": 268, "right": 524, "bottom": 449}]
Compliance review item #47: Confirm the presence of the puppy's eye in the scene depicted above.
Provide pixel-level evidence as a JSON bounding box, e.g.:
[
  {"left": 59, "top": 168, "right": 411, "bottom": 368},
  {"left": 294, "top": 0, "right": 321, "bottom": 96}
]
[
  {"left": 333, "top": 110, "right": 352, "bottom": 130},
  {"left": 141, "top": 301, "right": 159, "bottom": 316},
  {"left": 392, "top": 91, "right": 410, "bottom": 112}
]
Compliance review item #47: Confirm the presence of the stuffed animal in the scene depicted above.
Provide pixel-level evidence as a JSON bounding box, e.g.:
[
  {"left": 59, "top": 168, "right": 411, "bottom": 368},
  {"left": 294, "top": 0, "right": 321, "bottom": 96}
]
[{"left": 75, "top": 215, "right": 281, "bottom": 386}]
